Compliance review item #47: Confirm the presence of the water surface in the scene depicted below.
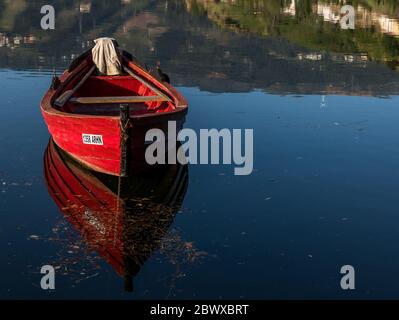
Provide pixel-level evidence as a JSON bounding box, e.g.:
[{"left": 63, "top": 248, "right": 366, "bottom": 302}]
[{"left": 1, "top": 0, "right": 399, "bottom": 299}]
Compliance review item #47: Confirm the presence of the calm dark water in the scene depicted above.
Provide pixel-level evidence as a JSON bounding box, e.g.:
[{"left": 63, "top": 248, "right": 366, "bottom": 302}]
[{"left": 2, "top": 0, "right": 399, "bottom": 299}]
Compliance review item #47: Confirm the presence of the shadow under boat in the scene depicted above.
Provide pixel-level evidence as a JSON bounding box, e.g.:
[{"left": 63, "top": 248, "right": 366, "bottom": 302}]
[{"left": 43, "top": 138, "right": 189, "bottom": 292}]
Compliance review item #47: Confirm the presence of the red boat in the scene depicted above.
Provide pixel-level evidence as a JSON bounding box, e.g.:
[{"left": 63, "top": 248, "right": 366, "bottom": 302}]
[
  {"left": 44, "top": 138, "right": 188, "bottom": 291},
  {"left": 41, "top": 38, "right": 188, "bottom": 176}
]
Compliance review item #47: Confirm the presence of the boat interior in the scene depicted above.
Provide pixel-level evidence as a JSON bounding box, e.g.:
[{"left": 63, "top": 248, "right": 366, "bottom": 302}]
[{"left": 54, "top": 65, "right": 176, "bottom": 116}]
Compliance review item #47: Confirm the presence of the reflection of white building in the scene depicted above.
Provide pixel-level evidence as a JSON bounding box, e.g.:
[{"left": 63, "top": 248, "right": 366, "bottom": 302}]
[
  {"left": 0, "top": 33, "right": 8, "bottom": 47},
  {"left": 24, "top": 35, "right": 37, "bottom": 44},
  {"left": 80, "top": 1, "right": 91, "bottom": 13},
  {"left": 329, "top": 53, "right": 368, "bottom": 63},
  {"left": 353, "top": 5, "right": 399, "bottom": 36},
  {"left": 0, "top": 33, "right": 39, "bottom": 48},
  {"left": 313, "top": 3, "right": 399, "bottom": 37},
  {"left": 316, "top": 3, "right": 341, "bottom": 23},
  {"left": 297, "top": 53, "right": 322, "bottom": 61},
  {"left": 344, "top": 55, "right": 354, "bottom": 63},
  {"left": 13, "top": 36, "right": 23, "bottom": 45},
  {"left": 374, "top": 14, "right": 399, "bottom": 36},
  {"left": 282, "top": 1, "right": 399, "bottom": 37},
  {"left": 283, "top": 0, "right": 296, "bottom": 17}
]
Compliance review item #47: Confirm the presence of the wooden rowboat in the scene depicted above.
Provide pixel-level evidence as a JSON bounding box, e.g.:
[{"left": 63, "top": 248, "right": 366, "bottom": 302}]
[
  {"left": 40, "top": 46, "right": 188, "bottom": 176},
  {"left": 44, "top": 138, "right": 188, "bottom": 291}
]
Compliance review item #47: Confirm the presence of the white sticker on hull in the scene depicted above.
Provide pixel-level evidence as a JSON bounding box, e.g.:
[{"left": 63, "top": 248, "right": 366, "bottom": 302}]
[{"left": 82, "top": 134, "right": 103, "bottom": 145}]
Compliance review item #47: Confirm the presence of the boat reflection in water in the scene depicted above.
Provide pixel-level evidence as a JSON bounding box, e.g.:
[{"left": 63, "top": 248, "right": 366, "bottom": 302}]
[{"left": 43, "top": 138, "right": 188, "bottom": 292}]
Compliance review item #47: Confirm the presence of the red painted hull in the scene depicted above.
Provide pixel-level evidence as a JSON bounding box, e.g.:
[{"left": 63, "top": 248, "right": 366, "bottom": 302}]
[
  {"left": 44, "top": 139, "right": 188, "bottom": 290},
  {"left": 41, "top": 51, "right": 188, "bottom": 176}
]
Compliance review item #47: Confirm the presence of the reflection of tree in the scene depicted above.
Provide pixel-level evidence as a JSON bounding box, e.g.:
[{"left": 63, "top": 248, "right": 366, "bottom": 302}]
[
  {"left": 1, "top": 0, "right": 399, "bottom": 95},
  {"left": 2, "top": 0, "right": 399, "bottom": 67},
  {"left": 0, "top": 0, "right": 158, "bottom": 69},
  {"left": 0, "top": 0, "right": 151, "bottom": 33},
  {"left": 187, "top": 0, "right": 399, "bottom": 66},
  {"left": 0, "top": 0, "right": 27, "bottom": 31},
  {"left": 295, "top": 0, "right": 313, "bottom": 20},
  {"left": 186, "top": 0, "right": 289, "bottom": 36},
  {"left": 356, "top": 0, "right": 398, "bottom": 13}
]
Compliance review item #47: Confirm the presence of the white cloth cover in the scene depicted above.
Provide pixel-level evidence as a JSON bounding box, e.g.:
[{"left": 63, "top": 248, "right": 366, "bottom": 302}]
[{"left": 92, "top": 37, "right": 122, "bottom": 76}]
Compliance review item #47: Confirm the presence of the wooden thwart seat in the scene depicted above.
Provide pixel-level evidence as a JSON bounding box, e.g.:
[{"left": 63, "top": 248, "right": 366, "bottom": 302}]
[
  {"left": 69, "top": 95, "right": 168, "bottom": 104},
  {"left": 53, "top": 64, "right": 172, "bottom": 109}
]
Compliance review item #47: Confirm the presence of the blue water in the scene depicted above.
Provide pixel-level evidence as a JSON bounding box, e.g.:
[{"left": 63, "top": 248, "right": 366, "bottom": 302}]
[{"left": 2, "top": 68, "right": 399, "bottom": 298}]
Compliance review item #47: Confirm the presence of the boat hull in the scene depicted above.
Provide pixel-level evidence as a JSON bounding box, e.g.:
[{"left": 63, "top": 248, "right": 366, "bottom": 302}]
[
  {"left": 42, "top": 108, "right": 187, "bottom": 176},
  {"left": 40, "top": 51, "right": 188, "bottom": 176}
]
